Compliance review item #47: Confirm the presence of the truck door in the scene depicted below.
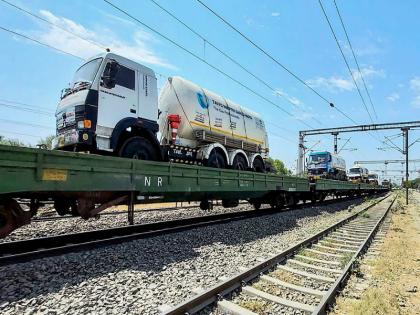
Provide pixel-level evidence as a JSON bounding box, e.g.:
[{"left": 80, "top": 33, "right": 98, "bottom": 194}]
[
  {"left": 138, "top": 73, "right": 158, "bottom": 121},
  {"left": 98, "top": 62, "right": 138, "bottom": 133}
]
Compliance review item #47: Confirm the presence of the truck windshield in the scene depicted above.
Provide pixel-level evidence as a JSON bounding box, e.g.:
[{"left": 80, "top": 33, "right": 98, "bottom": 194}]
[
  {"left": 308, "top": 154, "right": 328, "bottom": 163},
  {"left": 349, "top": 168, "right": 361, "bottom": 174},
  {"left": 368, "top": 174, "right": 376, "bottom": 179},
  {"left": 71, "top": 58, "right": 102, "bottom": 87}
]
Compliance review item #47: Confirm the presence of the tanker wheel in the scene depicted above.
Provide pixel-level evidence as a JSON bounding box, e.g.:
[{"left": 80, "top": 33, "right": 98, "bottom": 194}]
[
  {"left": 206, "top": 151, "right": 226, "bottom": 168},
  {"left": 70, "top": 202, "right": 79, "bottom": 217},
  {"left": 253, "top": 202, "right": 261, "bottom": 210},
  {"left": 119, "top": 136, "right": 157, "bottom": 161},
  {"left": 0, "top": 211, "right": 7, "bottom": 233},
  {"left": 200, "top": 200, "right": 212, "bottom": 211},
  {"left": 54, "top": 199, "right": 72, "bottom": 216},
  {"left": 252, "top": 158, "right": 265, "bottom": 173},
  {"left": 232, "top": 154, "right": 247, "bottom": 170}
]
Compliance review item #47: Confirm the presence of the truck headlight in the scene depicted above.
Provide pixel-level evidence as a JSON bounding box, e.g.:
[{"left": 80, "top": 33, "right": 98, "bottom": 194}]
[{"left": 77, "top": 120, "right": 91, "bottom": 129}]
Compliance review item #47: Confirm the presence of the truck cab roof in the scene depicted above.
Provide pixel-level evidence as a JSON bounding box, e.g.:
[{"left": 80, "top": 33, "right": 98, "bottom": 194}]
[{"left": 85, "top": 52, "right": 156, "bottom": 78}]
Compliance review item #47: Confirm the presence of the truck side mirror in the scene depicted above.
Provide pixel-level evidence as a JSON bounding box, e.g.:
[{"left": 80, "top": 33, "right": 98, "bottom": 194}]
[{"left": 101, "top": 60, "right": 119, "bottom": 89}]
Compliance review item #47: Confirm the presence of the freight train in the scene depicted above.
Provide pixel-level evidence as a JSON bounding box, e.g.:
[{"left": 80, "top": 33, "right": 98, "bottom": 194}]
[{"left": 52, "top": 52, "right": 268, "bottom": 172}]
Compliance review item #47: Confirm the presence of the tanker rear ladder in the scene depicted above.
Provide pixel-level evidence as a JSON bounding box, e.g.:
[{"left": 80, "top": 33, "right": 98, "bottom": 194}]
[{"left": 0, "top": 145, "right": 388, "bottom": 238}]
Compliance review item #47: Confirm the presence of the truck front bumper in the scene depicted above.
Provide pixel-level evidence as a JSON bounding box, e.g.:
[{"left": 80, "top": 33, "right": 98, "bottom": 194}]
[{"left": 52, "top": 129, "right": 94, "bottom": 150}]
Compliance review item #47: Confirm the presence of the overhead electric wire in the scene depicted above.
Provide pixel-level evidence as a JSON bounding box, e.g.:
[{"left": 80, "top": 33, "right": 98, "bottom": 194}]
[
  {"left": 333, "top": 0, "right": 378, "bottom": 120},
  {"left": 103, "top": 0, "right": 316, "bottom": 129},
  {"left": 0, "top": 118, "right": 52, "bottom": 130},
  {"left": 0, "top": 130, "right": 43, "bottom": 139},
  {"left": 317, "top": 0, "right": 398, "bottom": 153},
  {"left": 0, "top": 0, "right": 107, "bottom": 51},
  {"left": 0, "top": 98, "right": 52, "bottom": 111},
  {"left": 0, "top": 25, "right": 83, "bottom": 60},
  {"left": 194, "top": 0, "right": 330, "bottom": 104},
  {"left": 269, "top": 132, "right": 295, "bottom": 144},
  {"left": 0, "top": 102, "right": 54, "bottom": 116},
  {"left": 318, "top": 0, "right": 374, "bottom": 125},
  {"left": 148, "top": 0, "right": 324, "bottom": 127},
  {"left": 194, "top": 0, "right": 364, "bottom": 128}
]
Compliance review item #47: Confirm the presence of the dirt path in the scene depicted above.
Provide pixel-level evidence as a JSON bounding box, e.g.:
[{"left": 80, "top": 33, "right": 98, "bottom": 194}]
[{"left": 331, "top": 190, "right": 420, "bottom": 315}]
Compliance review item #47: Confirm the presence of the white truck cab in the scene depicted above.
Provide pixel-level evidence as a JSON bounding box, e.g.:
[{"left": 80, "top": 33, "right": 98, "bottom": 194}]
[
  {"left": 53, "top": 52, "right": 161, "bottom": 160},
  {"left": 348, "top": 166, "right": 369, "bottom": 183}
]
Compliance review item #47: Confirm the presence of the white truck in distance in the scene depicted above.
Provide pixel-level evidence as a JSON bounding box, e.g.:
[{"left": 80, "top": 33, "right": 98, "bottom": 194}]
[
  {"left": 348, "top": 166, "right": 369, "bottom": 183},
  {"left": 53, "top": 52, "right": 269, "bottom": 172}
]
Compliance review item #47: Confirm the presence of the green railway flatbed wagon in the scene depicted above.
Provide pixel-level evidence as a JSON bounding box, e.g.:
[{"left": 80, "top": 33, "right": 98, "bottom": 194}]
[
  {"left": 0, "top": 145, "right": 311, "bottom": 199},
  {"left": 0, "top": 145, "right": 386, "bottom": 238}
]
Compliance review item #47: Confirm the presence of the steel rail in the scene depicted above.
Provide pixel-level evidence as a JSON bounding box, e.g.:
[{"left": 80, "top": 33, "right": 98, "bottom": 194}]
[
  {"left": 31, "top": 201, "right": 249, "bottom": 222},
  {"left": 161, "top": 193, "right": 391, "bottom": 315},
  {"left": 0, "top": 194, "right": 381, "bottom": 266}
]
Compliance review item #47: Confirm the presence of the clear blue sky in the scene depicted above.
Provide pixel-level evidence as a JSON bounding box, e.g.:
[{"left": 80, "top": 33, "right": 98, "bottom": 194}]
[{"left": 0, "top": 0, "right": 419, "bottom": 181}]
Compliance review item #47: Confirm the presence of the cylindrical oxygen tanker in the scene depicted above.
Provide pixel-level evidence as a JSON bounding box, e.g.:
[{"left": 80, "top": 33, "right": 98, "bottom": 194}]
[{"left": 158, "top": 76, "right": 269, "bottom": 153}]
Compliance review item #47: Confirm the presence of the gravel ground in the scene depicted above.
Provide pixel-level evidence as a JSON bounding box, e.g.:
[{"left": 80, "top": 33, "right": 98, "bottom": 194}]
[
  {"left": 1, "top": 202, "right": 255, "bottom": 243},
  {"left": 0, "top": 197, "right": 378, "bottom": 315}
]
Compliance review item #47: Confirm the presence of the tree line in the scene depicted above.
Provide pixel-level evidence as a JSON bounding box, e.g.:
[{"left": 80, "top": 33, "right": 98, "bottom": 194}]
[{"left": 0, "top": 135, "right": 54, "bottom": 149}]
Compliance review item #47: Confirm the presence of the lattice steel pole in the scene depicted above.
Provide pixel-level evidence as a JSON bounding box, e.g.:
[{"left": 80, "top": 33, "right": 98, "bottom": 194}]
[{"left": 402, "top": 128, "right": 409, "bottom": 205}]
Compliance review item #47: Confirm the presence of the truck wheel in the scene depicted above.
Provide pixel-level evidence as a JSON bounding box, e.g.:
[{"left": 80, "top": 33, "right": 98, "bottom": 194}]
[
  {"left": 252, "top": 158, "right": 265, "bottom": 173},
  {"left": 232, "top": 154, "right": 247, "bottom": 170},
  {"left": 206, "top": 151, "right": 226, "bottom": 168},
  {"left": 119, "top": 136, "right": 157, "bottom": 161},
  {"left": 54, "top": 199, "right": 70, "bottom": 216}
]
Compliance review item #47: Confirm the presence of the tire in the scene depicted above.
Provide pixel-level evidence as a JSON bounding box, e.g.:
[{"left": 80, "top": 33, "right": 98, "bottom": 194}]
[
  {"left": 119, "top": 136, "right": 157, "bottom": 161},
  {"left": 252, "top": 157, "right": 265, "bottom": 173},
  {"left": 232, "top": 154, "right": 247, "bottom": 170},
  {"left": 200, "top": 200, "right": 212, "bottom": 210},
  {"left": 252, "top": 201, "right": 261, "bottom": 210},
  {"left": 206, "top": 150, "right": 226, "bottom": 168},
  {"left": 54, "top": 199, "right": 70, "bottom": 216}
]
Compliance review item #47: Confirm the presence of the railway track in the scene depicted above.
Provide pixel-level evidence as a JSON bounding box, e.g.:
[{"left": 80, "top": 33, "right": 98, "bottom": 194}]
[
  {"left": 0, "top": 194, "right": 380, "bottom": 266},
  {"left": 30, "top": 201, "right": 247, "bottom": 222},
  {"left": 162, "top": 193, "right": 394, "bottom": 315}
]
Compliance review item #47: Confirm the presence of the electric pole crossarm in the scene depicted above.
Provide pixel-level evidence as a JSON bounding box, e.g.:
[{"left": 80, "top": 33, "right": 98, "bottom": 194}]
[{"left": 301, "top": 121, "right": 420, "bottom": 136}]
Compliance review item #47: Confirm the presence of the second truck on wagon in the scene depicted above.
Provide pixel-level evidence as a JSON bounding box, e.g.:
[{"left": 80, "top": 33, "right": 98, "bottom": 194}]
[
  {"left": 306, "top": 151, "right": 347, "bottom": 181},
  {"left": 348, "top": 166, "right": 369, "bottom": 183},
  {"left": 53, "top": 52, "right": 269, "bottom": 172}
]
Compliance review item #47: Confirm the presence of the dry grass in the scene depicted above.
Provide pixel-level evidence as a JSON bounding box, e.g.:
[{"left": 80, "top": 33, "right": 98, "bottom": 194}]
[
  {"left": 238, "top": 299, "right": 268, "bottom": 313},
  {"left": 360, "top": 212, "right": 371, "bottom": 218},
  {"left": 271, "top": 269, "right": 303, "bottom": 286},
  {"left": 331, "top": 191, "right": 420, "bottom": 315},
  {"left": 339, "top": 252, "right": 354, "bottom": 269}
]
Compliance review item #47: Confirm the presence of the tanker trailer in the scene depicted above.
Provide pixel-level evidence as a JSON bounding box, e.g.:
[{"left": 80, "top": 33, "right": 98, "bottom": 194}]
[{"left": 158, "top": 76, "right": 269, "bottom": 171}]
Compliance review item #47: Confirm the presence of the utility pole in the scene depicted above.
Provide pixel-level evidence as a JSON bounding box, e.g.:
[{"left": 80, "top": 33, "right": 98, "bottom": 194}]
[
  {"left": 332, "top": 132, "right": 339, "bottom": 154},
  {"left": 297, "top": 133, "right": 305, "bottom": 176},
  {"left": 402, "top": 128, "right": 409, "bottom": 205}
]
